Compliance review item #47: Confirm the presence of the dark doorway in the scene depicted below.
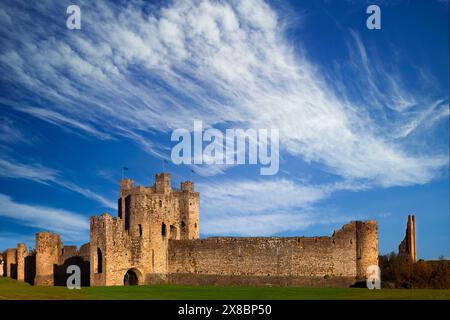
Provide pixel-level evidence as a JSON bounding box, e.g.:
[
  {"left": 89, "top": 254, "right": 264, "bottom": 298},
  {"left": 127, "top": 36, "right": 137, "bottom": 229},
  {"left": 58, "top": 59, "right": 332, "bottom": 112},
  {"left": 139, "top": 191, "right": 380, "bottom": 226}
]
[
  {"left": 161, "top": 223, "right": 166, "bottom": 237},
  {"left": 24, "top": 254, "right": 36, "bottom": 285},
  {"left": 124, "top": 269, "right": 139, "bottom": 285},
  {"left": 97, "top": 248, "right": 103, "bottom": 273},
  {"left": 53, "top": 256, "right": 90, "bottom": 287},
  {"left": 124, "top": 195, "right": 131, "bottom": 232}
]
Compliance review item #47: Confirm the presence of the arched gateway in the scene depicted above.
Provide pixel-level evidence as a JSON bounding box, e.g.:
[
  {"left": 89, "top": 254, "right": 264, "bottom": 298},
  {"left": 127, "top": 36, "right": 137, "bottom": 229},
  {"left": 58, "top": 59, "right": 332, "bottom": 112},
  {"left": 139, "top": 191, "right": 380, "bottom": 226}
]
[{"left": 123, "top": 268, "right": 142, "bottom": 285}]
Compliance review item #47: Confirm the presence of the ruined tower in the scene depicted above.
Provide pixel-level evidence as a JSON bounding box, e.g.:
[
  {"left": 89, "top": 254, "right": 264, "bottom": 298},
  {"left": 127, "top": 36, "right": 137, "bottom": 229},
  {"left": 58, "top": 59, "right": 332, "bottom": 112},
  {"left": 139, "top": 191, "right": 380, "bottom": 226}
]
[
  {"left": 355, "top": 220, "right": 379, "bottom": 280},
  {"left": 16, "top": 243, "right": 28, "bottom": 281},
  {"left": 399, "top": 215, "right": 417, "bottom": 262},
  {"left": 34, "top": 232, "right": 62, "bottom": 286},
  {"left": 5, "top": 248, "right": 17, "bottom": 278}
]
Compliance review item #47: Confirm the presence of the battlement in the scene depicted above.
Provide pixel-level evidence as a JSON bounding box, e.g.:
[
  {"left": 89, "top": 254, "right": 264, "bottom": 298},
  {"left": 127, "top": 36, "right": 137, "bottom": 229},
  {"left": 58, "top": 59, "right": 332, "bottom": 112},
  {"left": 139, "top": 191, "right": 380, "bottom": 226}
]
[
  {"left": 181, "top": 181, "right": 195, "bottom": 192},
  {"left": 168, "top": 220, "right": 378, "bottom": 286},
  {"left": 155, "top": 172, "right": 171, "bottom": 193},
  {"left": 120, "top": 178, "right": 134, "bottom": 197}
]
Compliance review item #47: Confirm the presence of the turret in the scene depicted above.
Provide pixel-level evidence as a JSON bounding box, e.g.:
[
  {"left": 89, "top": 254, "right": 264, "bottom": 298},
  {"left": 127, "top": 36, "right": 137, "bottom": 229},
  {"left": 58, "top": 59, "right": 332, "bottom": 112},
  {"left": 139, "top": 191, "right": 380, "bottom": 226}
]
[
  {"left": 5, "top": 248, "right": 17, "bottom": 278},
  {"left": 155, "top": 173, "right": 171, "bottom": 193},
  {"left": 119, "top": 178, "right": 134, "bottom": 221},
  {"left": 120, "top": 178, "right": 134, "bottom": 197},
  {"left": 355, "top": 220, "right": 378, "bottom": 280},
  {"left": 34, "top": 232, "right": 62, "bottom": 286},
  {"left": 181, "top": 181, "right": 195, "bottom": 192},
  {"left": 180, "top": 182, "right": 200, "bottom": 240}
]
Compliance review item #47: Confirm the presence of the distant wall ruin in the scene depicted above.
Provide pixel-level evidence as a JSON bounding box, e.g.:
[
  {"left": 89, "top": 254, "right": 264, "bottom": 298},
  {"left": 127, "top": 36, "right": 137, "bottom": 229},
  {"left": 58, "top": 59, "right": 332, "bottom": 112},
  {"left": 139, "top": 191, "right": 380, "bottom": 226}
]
[{"left": 399, "top": 215, "right": 417, "bottom": 262}]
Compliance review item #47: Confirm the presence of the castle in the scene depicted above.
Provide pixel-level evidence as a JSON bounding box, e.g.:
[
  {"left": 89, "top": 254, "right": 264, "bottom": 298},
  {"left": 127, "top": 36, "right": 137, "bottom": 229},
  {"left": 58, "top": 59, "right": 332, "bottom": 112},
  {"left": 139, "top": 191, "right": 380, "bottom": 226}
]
[{"left": 1, "top": 172, "right": 380, "bottom": 287}]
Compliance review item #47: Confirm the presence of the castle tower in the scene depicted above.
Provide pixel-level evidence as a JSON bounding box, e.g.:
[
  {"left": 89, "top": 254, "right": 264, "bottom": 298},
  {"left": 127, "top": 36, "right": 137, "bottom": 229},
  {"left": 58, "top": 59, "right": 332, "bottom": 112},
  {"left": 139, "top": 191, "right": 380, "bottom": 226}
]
[
  {"left": 399, "top": 215, "right": 416, "bottom": 262},
  {"left": 155, "top": 173, "right": 171, "bottom": 193},
  {"left": 34, "top": 232, "right": 62, "bottom": 286},
  {"left": 16, "top": 243, "right": 28, "bottom": 281},
  {"left": 355, "top": 220, "right": 379, "bottom": 280},
  {"left": 118, "top": 178, "right": 134, "bottom": 229},
  {"left": 180, "top": 181, "right": 200, "bottom": 239},
  {"left": 90, "top": 213, "right": 125, "bottom": 286},
  {"left": 5, "top": 248, "right": 17, "bottom": 278},
  {"left": 120, "top": 178, "right": 134, "bottom": 197}
]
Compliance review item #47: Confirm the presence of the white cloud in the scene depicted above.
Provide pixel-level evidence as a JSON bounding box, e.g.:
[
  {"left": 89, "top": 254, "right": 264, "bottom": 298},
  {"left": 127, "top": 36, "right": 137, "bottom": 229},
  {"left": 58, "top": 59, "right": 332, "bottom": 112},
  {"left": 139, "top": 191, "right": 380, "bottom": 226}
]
[
  {"left": 0, "top": 117, "right": 30, "bottom": 145},
  {"left": 0, "top": 0, "right": 446, "bottom": 189},
  {"left": 200, "top": 178, "right": 328, "bottom": 214},
  {"left": 198, "top": 178, "right": 362, "bottom": 235},
  {"left": 0, "top": 194, "right": 89, "bottom": 241},
  {"left": 0, "top": 159, "right": 116, "bottom": 209},
  {"left": 201, "top": 211, "right": 354, "bottom": 236},
  {"left": 0, "top": 159, "right": 59, "bottom": 184},
  {"left": 0, "top": 0, "right": 448, "bottom": 237}
]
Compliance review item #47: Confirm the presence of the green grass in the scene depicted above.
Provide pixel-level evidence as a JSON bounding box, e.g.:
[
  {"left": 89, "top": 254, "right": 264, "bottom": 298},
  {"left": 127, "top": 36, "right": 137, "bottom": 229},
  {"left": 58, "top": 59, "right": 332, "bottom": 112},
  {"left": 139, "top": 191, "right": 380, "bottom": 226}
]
[{"left": 0, "top": 277, "right": 449, "bottom": 300}]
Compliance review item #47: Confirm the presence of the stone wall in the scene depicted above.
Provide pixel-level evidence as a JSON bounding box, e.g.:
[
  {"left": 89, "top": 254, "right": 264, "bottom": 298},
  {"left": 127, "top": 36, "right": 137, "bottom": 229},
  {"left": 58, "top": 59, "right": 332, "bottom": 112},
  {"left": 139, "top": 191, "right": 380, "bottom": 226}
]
[{"left": 168, "top": 221, "right": 378, "bottom": 286}]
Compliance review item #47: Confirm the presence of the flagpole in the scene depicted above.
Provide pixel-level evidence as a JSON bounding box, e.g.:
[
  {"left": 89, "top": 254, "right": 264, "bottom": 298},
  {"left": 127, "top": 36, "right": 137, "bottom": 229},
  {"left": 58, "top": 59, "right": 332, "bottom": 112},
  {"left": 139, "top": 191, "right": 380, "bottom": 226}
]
[{"left": 122, "top": 167, "right": 128, "bottom": 180}]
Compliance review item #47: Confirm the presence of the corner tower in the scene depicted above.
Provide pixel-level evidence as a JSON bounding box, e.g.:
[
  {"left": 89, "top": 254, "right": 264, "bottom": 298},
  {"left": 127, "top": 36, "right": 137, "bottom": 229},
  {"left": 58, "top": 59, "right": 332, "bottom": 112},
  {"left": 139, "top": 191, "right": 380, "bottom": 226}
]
[
  {"left": 34, "top": 232, "right": 62, "bottom": 286},
  {"left": 355, "top": 220, "right": 379, "bottom": 280}
]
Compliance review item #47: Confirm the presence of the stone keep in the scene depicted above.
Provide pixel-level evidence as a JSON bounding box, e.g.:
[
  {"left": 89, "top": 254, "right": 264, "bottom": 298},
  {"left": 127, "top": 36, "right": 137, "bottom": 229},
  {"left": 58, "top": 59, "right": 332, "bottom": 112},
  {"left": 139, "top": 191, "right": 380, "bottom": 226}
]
[{"left": 90, "top": 173, "right": 200, "bottom": 286}]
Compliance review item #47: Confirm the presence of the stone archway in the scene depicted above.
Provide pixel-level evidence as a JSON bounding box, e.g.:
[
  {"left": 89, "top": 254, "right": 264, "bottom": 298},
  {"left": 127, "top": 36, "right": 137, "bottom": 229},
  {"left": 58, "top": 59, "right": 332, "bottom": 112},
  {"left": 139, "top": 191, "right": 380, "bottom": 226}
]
[{"left": 123, "top": 268, "right": 142, "bottom": 286}]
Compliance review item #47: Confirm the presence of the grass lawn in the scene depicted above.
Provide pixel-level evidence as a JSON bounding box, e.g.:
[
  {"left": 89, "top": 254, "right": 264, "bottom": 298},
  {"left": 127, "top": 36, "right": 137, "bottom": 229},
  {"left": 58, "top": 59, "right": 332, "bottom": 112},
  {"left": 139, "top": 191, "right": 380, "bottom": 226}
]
[{"left": 0, "top": 277, "right": 449, "bottom": 300}]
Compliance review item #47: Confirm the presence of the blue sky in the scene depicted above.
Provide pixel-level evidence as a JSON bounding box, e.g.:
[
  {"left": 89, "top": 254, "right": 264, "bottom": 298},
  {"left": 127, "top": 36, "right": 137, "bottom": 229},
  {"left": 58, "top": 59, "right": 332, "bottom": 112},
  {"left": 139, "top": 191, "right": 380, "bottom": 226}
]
[{"left": 0, "top": 0, "right": 448, "bottom": 259}]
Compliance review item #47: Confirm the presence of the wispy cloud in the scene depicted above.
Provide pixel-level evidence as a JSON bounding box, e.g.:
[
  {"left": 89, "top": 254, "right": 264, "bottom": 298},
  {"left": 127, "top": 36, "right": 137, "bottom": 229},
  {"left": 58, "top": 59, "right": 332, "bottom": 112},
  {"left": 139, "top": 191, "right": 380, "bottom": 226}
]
[
  {"left": 0, "top": 0, "right": 446, "bottom": 189},
  {"left": 0, "top": 159, "right": 59, "bottom": 184},
  {"left": 12, "top": 105, "right": 113, "bottom": 140},
  {"left": 0, "top": 0, "right": 448, "bottom": 238},
  {"left": 0, "top": 194, "right": 89, "bottom": 241},
  {"left": 0, "top": 159, "right": 116, "bottom": 209},
  {"left": 0, "top": 116, "right": 30, "bottom": 145},
  {"left": 198, "top": 178, "right": 362, "bottom": 235}
]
